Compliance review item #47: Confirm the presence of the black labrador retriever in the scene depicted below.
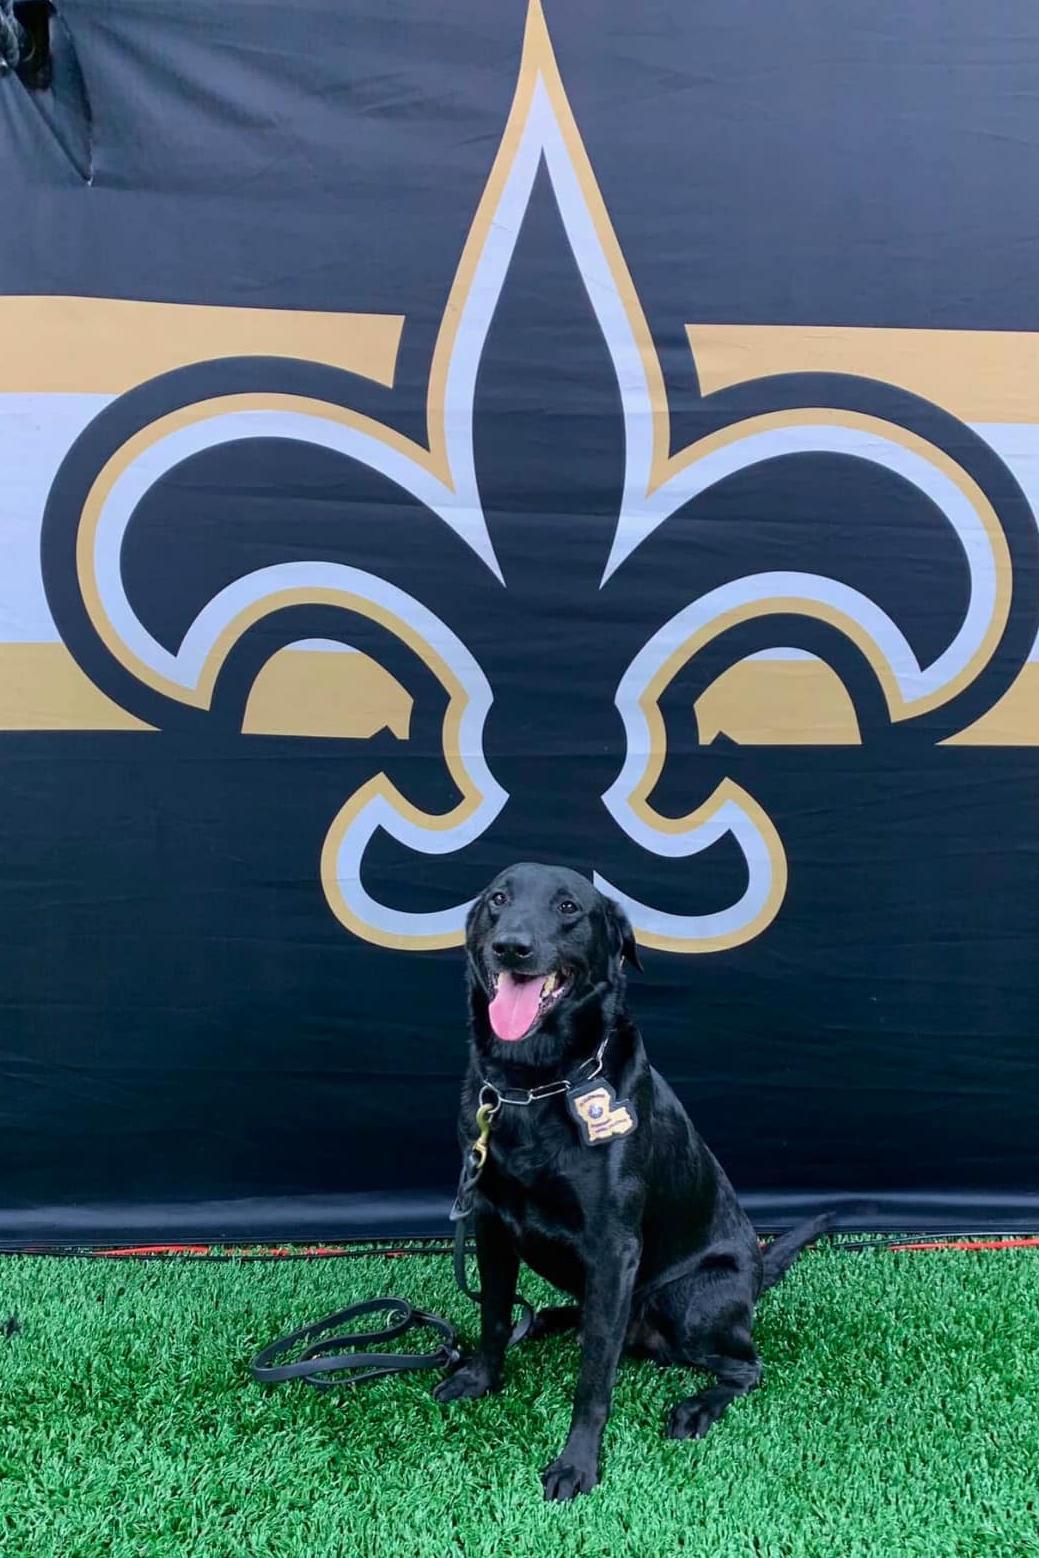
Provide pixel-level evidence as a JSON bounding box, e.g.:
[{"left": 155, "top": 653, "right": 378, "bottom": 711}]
[{"left": 434, "top": 861, "right": 832, "bottom": 1500}]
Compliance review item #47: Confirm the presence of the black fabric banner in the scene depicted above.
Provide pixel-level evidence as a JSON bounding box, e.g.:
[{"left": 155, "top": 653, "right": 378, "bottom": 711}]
[{"left": 3, "top": 0, "right": 1039, "bottom": 1239}]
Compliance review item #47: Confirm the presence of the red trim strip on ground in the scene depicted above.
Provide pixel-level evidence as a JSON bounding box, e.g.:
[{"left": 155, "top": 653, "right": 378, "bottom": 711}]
[
  {"left": 3, "top": 1235, "right": 1039, "bottom": 1261},
  {"left": 889, "top": 1236, "right": 1039, "bottom": 1252}
]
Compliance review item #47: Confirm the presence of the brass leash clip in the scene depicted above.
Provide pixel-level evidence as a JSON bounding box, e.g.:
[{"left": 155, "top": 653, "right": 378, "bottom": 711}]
[
  {"left": 449, "top": 1086, "right": 501, "bottom": 1222},
  {"left": 469, "top": 1089, "right": 499, "bottom": 1169}
]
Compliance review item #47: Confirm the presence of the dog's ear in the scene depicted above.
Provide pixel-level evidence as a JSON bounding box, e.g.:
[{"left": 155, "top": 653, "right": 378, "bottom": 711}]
[
  {"left": 603, "top": 896, "right": 642, "bottom": 972},
  {"left": 463, "top": 897, "right": 489, "bottom": 996},
  {"left": 463, "top": 895, "right": 482, "bottom": 950}
]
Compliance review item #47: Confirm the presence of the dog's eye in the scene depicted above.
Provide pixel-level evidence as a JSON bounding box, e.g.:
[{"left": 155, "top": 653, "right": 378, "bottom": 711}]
[
  {"left": 488, "top": 890, "right": 508, "bottom": 908},
  {"left": 558, "top": 899, "right": 579, "bottom": 916}
]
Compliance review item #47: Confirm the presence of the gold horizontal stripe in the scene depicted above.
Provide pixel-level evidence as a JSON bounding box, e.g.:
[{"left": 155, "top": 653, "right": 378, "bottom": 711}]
[
  {"left": 0, "top": 643, "right": 152, "bottom": 730},
  {"left": 695, "top": 659, "right": 862, "bottom": 745},
  {"left": 0, "top": 297, "right": 404, "bottom": 394},
  {"left": 695, "top": 656, "right": 1039, "bottom": 746},
  {"left": 694, "top": 656, "right": 1039, "bottom": 746},
  {"left": 944, "top": 662, "right": 1039, "bottom": 745},
  {"left": 687, "top": 323, "right": 1039, "bottom": 424},
  {"left": 242, "top": 649, "right": 412, "bottom": 739},
  {"left": 0, "top": 643, "right": 415, "bottom": 738},
  {"left": 3, "top": 642, "right": 1037, "bottom": 746}
]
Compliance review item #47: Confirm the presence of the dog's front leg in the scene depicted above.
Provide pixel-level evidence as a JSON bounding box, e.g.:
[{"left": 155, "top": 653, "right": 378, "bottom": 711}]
[
  {"left": 541, "top": 1234, "right": 640, "bottom": 1501},
  {"left": 433, "top": 1206, "right": 518, "bottom": 1402}
]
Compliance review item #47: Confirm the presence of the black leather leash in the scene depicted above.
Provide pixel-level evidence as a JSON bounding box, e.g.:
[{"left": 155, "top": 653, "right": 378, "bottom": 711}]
[{"left": 249, "top": 1295, "right": 462, "bottom": 1390}]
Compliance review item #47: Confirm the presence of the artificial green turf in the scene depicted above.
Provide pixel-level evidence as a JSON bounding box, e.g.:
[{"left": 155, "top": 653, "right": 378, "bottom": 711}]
[{"left": 1, "top": 1248, "right": 1038, "bottom": 1557}]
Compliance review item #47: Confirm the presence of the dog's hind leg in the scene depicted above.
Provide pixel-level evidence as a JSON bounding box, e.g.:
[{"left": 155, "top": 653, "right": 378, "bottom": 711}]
[
  {"left": 527, "top": 1305, "right": 580, "bottom": 1342},
  {"left": 624, "top": 1311, "right": 671, "bottom": 1364},
  {"left": 665, "top": 1322, "right": 762, "bottom": 1441}
]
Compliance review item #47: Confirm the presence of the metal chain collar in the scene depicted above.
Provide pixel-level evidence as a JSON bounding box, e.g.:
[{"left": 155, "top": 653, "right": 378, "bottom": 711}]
[{"left": 477, "top": 1034, "right": 609, "bottom": 1112}]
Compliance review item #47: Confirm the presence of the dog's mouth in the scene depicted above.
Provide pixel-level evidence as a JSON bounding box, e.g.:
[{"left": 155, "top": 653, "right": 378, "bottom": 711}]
[{"left": 487, "top": 967, "right": 573, "bottom": 1042}]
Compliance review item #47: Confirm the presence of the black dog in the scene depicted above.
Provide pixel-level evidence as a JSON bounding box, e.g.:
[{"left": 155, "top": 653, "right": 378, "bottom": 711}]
[{"left": 434, "top": 862, "right": 832, "bottom": 1500}]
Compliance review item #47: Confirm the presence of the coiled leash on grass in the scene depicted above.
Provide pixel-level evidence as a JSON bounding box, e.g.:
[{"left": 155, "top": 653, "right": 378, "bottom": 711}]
[{"left": 249, "top": 1296, "right": 463, "bottom": 1390}]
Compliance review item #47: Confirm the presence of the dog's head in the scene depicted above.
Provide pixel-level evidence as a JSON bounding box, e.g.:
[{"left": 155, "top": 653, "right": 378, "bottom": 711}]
[{"left": 465, "top": 862, "right": 640, "bottom": 1068}]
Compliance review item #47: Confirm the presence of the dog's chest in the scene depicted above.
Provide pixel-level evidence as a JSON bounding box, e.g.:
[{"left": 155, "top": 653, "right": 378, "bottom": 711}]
[
  {"left": 486, "top": 1148, "right": 588, "bottom": 1295},
  {"left": 483, "top": 1126, "right": 587, "bottom": 1239}
]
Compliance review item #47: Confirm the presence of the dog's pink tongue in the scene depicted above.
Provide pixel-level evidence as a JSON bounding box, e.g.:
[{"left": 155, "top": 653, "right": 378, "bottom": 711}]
[{"left": 489, "top": 971, "right": 543, "bottom": 1042}]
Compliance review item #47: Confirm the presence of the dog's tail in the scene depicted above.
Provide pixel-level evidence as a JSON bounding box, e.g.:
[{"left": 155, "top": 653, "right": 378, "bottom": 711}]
[{"left": 760, "top": 1212, "right": 836, "bottom": 1291}]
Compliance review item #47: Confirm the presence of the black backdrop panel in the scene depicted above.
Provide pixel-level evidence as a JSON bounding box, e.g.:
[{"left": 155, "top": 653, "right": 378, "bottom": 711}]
[{"left": 2, "top": 0, "right": 1039, "bottom": 1237}]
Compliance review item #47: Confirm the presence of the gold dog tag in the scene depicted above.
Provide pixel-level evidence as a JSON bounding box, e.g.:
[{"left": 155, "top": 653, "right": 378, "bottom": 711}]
[{"left": 567, "top": 1081, "right": 638, "bottom": 1146}]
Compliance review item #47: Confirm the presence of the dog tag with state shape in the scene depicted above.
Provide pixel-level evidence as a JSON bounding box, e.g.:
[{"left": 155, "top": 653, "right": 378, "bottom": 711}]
[{"left": 567, "top": 1081, "right": 638, "bottom": 1146}]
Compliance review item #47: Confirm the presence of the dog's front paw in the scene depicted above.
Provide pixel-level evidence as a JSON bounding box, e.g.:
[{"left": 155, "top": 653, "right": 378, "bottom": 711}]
[
  {"left": 432, "top": 1358, "right": 499, "bottom": 1403},
  {"left": 541, "top": 1452, "right": 599, "bottom": 1501}
]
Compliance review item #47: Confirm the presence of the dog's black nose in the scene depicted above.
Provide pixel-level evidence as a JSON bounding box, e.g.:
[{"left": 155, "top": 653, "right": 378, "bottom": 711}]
[{"left": 492, "top": 935, "right": 534, "bottom": 964}]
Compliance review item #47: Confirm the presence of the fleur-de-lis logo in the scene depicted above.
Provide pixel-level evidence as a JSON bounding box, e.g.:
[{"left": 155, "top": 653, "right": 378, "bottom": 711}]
[{"left": 41, "top": 1, "right": 1037, "bottom": 955}]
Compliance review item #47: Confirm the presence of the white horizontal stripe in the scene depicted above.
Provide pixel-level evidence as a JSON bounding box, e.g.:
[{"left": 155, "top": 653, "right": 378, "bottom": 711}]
[
  {"left": 973, "top": 423, "right": 1039, "bottom": 661},
  {"left": 0, "top": 393, "right": 111, "bottom": 641}
]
